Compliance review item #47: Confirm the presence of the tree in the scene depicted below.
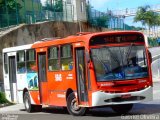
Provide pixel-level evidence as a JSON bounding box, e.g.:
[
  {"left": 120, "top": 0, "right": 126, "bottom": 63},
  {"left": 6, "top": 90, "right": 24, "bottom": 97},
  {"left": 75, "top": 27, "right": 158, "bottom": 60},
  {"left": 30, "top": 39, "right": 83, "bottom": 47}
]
[
  {"left": 43, "top": 0, "right": 63, "bottom": 12},
  {"left": 96, "top": 15, "right": 109, "bottom": 28},
  {"left": 134, "top": 5, "right": 160, "bottom": 36},
  {"left": 134, "top": 5, "right": 150, "bottom": 29},
  {"left": 0, "top": 0, "right": 22, "bottom": 13}
]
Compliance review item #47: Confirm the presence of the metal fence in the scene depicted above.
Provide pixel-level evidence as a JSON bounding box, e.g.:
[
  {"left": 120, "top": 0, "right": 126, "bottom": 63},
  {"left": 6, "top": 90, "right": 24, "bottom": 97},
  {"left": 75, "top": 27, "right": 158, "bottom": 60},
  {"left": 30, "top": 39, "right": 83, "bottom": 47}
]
[
  {"left": 87, "top": 8, "right": 125, "bottom": 30},
  {"left": 0, "top": 0, "right": 74, "bottom": 29}
]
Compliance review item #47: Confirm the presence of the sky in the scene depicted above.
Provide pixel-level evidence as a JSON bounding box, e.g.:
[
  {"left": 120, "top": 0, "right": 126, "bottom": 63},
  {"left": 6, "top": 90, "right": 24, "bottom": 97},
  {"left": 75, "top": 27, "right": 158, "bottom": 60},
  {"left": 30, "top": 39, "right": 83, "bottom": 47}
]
[
  {"left": 89, "top": 0, "right": 160, "bottom": 12},
  {"left": 89, "top": 0, "right": 160, "bottom": 27}
]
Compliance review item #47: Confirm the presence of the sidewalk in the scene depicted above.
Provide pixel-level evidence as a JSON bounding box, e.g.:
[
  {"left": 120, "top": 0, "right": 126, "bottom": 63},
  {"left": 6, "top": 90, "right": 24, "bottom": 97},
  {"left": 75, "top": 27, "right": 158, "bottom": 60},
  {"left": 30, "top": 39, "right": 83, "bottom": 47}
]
[
  {"left": 0, "top": 104, "right": 24, "bottom": 113},
  {"left": 153, "top": 77, "right": 160, "bottom": 82}
]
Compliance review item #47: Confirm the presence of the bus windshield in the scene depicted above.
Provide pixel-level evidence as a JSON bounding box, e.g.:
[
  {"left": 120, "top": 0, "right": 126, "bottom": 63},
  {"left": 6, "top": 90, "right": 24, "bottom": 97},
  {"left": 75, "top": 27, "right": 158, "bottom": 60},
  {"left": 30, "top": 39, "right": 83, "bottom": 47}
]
[{"left": 91, "top": 45, "right": 149, "bottom": 82}]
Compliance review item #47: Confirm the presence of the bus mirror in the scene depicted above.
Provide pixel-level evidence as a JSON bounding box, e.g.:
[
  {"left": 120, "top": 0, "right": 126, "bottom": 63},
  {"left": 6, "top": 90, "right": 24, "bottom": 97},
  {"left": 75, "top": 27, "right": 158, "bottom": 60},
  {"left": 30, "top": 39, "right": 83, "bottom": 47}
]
[
  {"left": 85, "top": 51, "right": 90, "bottom": 63},
  {"left": 148, "top": 51, "right": 152, "bottom": 63}
]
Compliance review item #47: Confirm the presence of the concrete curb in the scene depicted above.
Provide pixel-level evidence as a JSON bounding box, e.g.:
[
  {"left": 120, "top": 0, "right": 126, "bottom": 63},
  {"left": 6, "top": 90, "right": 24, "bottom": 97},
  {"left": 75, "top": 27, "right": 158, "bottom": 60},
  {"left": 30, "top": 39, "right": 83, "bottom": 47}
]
[
  {"left": 0, "top": 103, "right": 14, "bottom": 108},
  {"left": 0, "top": 103, "right": 9, "bottom": 108}
]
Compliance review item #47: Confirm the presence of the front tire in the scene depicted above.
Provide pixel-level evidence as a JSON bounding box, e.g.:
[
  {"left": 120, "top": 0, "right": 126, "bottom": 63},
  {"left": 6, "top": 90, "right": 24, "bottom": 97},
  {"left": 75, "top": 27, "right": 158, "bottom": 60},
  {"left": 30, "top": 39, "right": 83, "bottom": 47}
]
[
  {"left": 111, "top": 104, "right": 133, "bottom": 114},
  {"left": 24, "top": 92, "right": 42, "bottom": 112},
  {"left": 67, "top": 93, "right": 86, "bottom": 116}
]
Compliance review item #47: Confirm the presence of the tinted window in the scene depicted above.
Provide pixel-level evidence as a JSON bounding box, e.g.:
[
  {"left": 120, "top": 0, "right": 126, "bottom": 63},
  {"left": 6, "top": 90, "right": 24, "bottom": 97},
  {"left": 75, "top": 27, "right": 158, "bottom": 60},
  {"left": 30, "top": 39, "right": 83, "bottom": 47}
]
[
  {"left": 17, "top": 51, "right": 26, "bottom": 74},
  {"left": 26, "top": 49, "right": 36, "bottom": 73}
]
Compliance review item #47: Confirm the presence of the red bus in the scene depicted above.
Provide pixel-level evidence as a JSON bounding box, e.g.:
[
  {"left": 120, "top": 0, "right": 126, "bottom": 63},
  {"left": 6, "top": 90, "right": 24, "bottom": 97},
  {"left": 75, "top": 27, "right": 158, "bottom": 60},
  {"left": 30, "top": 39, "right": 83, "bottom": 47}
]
[{"left": 3, "top": 31, "right": 152, "bottom": 116}]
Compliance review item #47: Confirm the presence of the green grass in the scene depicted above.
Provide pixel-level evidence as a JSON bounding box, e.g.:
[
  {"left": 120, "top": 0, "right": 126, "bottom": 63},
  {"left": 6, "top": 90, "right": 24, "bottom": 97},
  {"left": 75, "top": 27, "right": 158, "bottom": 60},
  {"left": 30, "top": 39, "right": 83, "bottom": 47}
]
[{"left": 0, "top": 92, "right": 10, "bottom": 104}]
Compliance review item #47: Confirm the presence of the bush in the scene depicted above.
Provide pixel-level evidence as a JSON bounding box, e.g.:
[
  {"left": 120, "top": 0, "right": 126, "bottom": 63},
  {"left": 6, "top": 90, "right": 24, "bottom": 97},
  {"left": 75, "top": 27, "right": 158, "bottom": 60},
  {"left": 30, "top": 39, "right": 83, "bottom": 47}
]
[
  {"left": 0, "top": 92, "right": 9, "bottom": 104},
  {"left": 148, "top": 37, "right": 159, "bottom": 47}
]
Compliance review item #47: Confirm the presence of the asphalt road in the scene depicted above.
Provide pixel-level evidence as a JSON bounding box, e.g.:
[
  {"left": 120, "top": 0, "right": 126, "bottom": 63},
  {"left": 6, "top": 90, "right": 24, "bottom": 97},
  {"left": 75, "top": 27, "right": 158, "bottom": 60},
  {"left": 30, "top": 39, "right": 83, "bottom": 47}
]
[
  {"left": 0, "top": 82, "right": 160, "bottom": 120},
  {"left": 149, "top": 47, "right": 160, "bottom": 81}
]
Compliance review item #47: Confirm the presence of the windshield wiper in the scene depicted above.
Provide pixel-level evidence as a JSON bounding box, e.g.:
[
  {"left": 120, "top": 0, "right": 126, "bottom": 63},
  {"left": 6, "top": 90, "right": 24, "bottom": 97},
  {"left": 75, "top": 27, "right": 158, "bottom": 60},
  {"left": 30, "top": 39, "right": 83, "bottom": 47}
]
[
  {"left": 104, "top": 46, "right": 120, "bottom": 66},
  {"left": 92, "top": 55, "right": 110, "bottom": 73}
]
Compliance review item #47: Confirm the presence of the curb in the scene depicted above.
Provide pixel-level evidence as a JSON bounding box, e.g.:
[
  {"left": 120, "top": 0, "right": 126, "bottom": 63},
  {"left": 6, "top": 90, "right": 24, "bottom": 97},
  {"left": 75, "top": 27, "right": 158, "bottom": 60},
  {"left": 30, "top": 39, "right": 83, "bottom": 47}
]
[
  {"left": 0, "top": 103, "right": 14, "bottom": 108},
  {"left": 0, "top": 103, "right": 9, "bottom": 108}
]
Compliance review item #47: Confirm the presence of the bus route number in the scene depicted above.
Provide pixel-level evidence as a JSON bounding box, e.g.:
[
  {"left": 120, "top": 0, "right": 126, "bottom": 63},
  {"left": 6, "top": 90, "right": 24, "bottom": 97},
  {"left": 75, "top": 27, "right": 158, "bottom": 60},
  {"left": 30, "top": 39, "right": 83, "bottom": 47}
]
[{"left": 55, "top": 74, "right": 62, "bottom": 81}]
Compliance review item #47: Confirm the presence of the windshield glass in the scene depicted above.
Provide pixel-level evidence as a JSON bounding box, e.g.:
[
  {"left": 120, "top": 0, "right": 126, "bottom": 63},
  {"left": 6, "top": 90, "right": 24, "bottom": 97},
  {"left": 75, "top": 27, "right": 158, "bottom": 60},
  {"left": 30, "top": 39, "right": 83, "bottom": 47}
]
[{"left": 91, "top": 45, "right": 149, "bottom": 82}]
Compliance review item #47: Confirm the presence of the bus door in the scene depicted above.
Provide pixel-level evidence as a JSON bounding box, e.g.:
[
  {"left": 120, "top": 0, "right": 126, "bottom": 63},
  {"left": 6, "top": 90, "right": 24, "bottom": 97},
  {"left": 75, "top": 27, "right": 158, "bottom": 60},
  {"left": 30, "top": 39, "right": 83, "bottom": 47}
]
[
  {"left": 75, "top": 47, "right": 88, "bottom": 104},
  {"left": 8, "top": 56, "right": 17, "bottom": 102},
  {"left": 37, "top": 52, "right": 48, "bottom": 104}
]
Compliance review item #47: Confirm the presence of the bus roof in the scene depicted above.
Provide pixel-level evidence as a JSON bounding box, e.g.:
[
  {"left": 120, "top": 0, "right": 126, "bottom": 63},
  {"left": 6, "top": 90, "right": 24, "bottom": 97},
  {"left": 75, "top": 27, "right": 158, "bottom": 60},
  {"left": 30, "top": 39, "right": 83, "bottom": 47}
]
[
  {"left": 3, "top": 44, "right": 33, "bottom": 53},
  {"left": 32, "top": 31, "right": 144, "bottom": 48},
  {"left": 3, "top": 31, "right": 144, "bottom": 52}
]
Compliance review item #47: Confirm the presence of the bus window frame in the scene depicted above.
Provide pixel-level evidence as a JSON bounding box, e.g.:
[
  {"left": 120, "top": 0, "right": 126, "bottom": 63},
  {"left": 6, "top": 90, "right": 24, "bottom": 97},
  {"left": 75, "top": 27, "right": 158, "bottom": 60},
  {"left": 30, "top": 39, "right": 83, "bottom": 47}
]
[
  {"left": 60, "top": 44, "right": 73, "bottom": 71},
  {"left": 26, "top": 49, "right": 36, "bottom": 73},
  {"left": 4, "top": 53, "right": 8, "bottom": 74},
  {"left": 90, "top": 43, "right": 149, "bottom": 82},
  {"left": 48, "top": 45, "right": 60, "bottom": 72},
  {"left": 16, "top": 50, "right": 26, "bottom": 74}
]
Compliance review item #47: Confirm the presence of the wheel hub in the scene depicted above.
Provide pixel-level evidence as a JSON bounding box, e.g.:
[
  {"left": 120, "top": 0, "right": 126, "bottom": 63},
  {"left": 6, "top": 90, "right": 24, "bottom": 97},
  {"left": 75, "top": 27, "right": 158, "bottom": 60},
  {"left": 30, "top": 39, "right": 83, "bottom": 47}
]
[
  {"left": 25, "top": 98, "right": 29, "bottom": 110},
  {"left": 71, "top": 98, "right": 80, "bottom": 111}
]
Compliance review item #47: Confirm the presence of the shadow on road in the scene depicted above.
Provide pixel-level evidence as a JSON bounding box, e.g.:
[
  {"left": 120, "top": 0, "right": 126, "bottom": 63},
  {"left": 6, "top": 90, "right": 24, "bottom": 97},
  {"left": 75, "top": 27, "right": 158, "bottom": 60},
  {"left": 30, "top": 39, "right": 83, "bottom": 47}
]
[{"left": 20, "top": 103, "right": 160, "bottom": 117}]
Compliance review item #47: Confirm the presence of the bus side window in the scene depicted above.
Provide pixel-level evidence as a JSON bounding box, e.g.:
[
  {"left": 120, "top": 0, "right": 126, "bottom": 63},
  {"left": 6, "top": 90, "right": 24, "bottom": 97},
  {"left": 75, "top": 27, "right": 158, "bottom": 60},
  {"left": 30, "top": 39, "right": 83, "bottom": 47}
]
[
  {"left": 26, "top": 49, "right": 36, "bottom": 73},
  {"left": 48, "top": 46, "right": 60, "bottom": 71},
  {"left": 4, "top": 53, "right": 8, "bottom": 74},
  {"left": 17, "top": 51, "right": 26, "bottom": 74},
  {"left": 61, "top": 44, "right": 73, "bottom": 70}
]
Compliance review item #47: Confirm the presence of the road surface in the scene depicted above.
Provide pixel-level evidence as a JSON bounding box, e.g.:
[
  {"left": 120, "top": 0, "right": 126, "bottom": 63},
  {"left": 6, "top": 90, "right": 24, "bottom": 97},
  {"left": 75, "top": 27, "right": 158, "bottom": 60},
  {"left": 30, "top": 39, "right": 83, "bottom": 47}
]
[{"left": 0, "top": 82, "right": 160, "bottom": 120}]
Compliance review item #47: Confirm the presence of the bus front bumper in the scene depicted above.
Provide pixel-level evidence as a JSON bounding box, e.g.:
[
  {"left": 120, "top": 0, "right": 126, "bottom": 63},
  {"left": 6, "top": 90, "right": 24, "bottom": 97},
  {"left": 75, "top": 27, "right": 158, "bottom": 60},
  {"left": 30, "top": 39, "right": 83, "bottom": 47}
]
[{"left": 92, "top": 86, "right": 153, "bottom": 107}]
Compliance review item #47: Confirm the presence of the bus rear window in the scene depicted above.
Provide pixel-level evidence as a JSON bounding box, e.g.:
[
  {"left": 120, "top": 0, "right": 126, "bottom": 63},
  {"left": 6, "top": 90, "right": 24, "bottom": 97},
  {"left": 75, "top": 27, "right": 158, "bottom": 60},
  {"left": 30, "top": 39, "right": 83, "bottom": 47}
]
[{"left": 17, "top": 51, "right": 26, "bottom": 74}]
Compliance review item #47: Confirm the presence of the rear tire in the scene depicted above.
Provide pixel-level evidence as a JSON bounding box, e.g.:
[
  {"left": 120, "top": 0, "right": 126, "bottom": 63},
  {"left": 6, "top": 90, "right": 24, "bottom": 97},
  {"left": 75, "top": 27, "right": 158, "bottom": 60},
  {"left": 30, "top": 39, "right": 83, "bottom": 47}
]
[
  {"left": 67, "top": 93, "right": 86, "bottom": 116},
  {"left": 111, "top": 104, "right": 133, "bottom": 114},
  {"left": 23, "top": 92, "right": 42, "bottom": 112}
]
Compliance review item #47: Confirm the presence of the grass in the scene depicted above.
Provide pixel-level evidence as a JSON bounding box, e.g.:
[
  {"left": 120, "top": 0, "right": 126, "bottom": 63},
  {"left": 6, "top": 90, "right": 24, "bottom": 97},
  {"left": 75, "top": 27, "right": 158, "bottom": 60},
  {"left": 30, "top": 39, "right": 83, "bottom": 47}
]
[{"left": 0, "top": 92, "right": 10, "bottom": 104}]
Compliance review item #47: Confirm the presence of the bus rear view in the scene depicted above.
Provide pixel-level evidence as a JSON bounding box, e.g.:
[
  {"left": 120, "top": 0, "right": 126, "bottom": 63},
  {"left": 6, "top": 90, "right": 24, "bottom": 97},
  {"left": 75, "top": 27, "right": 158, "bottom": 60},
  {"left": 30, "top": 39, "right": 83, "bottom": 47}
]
[{"left": 89, "top": 31, "right": 152, "bottom": 114}]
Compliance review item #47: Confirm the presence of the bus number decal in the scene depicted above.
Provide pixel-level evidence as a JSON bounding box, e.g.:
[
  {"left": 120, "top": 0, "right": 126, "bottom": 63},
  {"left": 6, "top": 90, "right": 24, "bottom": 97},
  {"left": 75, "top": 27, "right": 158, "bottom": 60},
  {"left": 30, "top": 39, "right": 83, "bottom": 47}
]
[
  {"left": 55, "top": 74, "right": 62, "bottom": 81},
  {"left": 57, "top": 94, "right": 65, "bottom": 98},
  {"left": 66, "top": 74, "right": 73, "bottom": 80}
]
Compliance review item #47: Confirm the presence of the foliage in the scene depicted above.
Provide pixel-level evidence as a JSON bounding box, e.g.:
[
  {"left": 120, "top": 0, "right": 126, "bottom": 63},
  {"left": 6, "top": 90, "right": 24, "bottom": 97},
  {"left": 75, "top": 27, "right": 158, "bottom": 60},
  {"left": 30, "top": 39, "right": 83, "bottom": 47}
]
[
  {"left": 148, "top": 37, "right": 159, "bottom": 47},
  {"left": 134, "top": 5, "right": 160, "bottom": 29},
  {"left": 125, "top": 24, "right": 143, "bottom": 30},
  {"left": 0, "top": 92, "right": 9, "bottom": 104},
  {"left": 86, "top": 1, "right": 109, "bottom": 28},
  {"left": 95, "top": 16, "right": 109, "bottom": 27},
  {"left": 134, "top": 5, "right": 150, "bottom": 26},
  {"left": 0, "top": 0, "right": 22, "bottom": 13},
  {"left": 43, "top": 0, "right": 63, "bottom": 12}
]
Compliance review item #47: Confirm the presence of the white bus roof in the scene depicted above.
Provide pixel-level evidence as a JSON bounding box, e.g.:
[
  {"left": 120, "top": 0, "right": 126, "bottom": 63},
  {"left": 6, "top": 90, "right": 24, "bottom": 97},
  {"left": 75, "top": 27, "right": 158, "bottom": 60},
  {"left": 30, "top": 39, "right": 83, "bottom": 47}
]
[{"left": 3, "top": 44, "right": 33, "bottom": 53}]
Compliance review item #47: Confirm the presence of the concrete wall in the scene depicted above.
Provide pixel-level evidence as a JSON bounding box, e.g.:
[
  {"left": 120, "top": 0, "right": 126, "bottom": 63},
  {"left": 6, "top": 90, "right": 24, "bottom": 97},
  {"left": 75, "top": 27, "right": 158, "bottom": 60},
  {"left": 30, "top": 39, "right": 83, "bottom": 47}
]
[{"left": 0, "top": 21, "right": 107, "bottom": 82}]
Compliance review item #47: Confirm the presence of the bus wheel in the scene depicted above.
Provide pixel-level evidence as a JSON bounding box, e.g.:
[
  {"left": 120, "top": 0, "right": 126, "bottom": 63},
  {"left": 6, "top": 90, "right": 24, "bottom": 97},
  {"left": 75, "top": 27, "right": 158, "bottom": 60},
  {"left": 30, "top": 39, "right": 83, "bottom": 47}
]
[
  {"left": 67, "top": 93, "right": 86, "bottom": 116},
  {"left": 111, "top": 104, "right": 133, "bottom": 114},
  {"left": 24, "top": 92, "right": 35, "bottom": 113}
]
